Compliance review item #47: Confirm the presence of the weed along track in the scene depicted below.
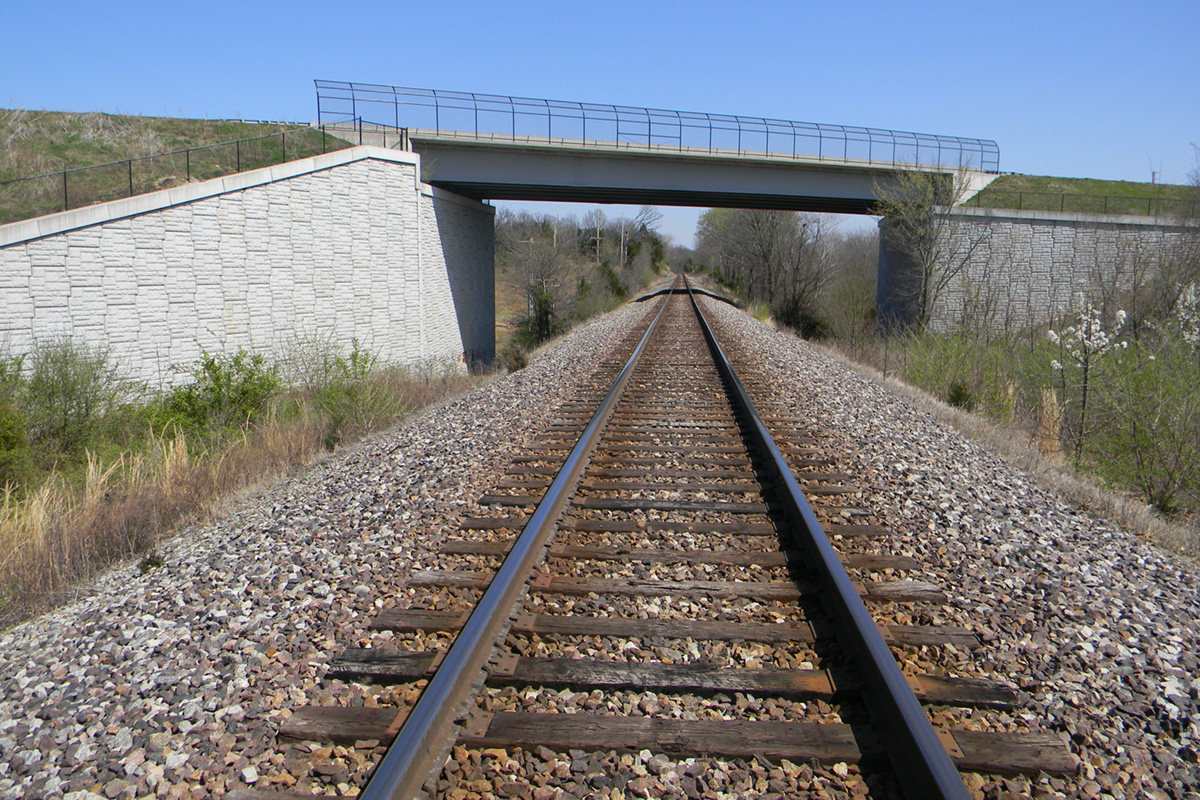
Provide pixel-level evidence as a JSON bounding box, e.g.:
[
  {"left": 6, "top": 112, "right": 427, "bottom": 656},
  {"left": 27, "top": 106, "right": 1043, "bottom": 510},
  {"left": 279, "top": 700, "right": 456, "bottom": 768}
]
[{"left": 243, "top": 277, "right": 1076, "bottom": 799}]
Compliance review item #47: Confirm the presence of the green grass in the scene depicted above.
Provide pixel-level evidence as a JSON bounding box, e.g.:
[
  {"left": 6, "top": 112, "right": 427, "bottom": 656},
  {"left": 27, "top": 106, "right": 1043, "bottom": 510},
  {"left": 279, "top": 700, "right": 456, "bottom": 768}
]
[
  {"left": 0, "top": 336, "right": 482, "bottom": 626},
  {"left": 0, "top": 108, "right": 349, "bottom": 224},
  {"left": 968, "top": 173, "right": 1195, "bottom": 217}
]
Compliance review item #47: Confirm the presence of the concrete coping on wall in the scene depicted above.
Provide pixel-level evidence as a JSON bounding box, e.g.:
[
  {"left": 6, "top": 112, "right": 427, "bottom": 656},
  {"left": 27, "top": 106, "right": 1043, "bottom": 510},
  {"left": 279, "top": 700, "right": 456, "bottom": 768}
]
[
  {"left": 0, "top": 146, "right": 434, "bottom": 248},
  {"left": 945, "top": 203, "right": 1195, "bottom": 229}
]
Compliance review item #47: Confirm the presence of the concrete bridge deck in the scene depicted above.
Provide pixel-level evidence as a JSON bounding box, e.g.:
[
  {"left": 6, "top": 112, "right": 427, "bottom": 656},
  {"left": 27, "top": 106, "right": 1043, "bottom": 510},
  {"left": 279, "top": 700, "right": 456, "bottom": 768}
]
[
  {"left": 314, "top": 82, "right": 1001, "bottom": 214},
  {"left": 407, "top": 128, "right": 998, "bottom": 214}
]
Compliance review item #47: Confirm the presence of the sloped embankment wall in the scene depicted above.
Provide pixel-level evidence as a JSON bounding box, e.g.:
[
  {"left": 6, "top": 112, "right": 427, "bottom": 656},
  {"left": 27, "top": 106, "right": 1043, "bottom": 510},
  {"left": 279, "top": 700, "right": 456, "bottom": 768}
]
[
  {"left": 0, "top": 146, "right": 494, "bottom": 386},
  {"left": 878, "top": 206, "right": 1193, "bottom": 332}
]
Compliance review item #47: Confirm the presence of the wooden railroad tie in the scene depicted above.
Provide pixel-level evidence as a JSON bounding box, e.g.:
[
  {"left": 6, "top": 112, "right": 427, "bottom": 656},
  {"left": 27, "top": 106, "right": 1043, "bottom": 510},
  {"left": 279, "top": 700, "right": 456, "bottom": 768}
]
[
  {"left": 325, "top": 647, "right": 1017, "bottom": 709},
  {"left": 279, "top": 707, "right": 1077, "bottom": 778},
  {"left": 371, "top": 607, "right": 982, "bottom": 649},
  {"left": 407, "top": 569, "right": 948, "bottom": 604}
]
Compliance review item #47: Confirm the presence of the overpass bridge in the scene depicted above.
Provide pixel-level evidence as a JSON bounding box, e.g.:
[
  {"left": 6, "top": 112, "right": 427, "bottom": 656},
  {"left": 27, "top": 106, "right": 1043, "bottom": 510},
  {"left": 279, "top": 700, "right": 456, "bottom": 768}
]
[
  {"left": 314, "top": 81, "right": 1002, "bottom": 214},
  {"left": 0, "top": 83, "right": 1011, "bottom": 387}
]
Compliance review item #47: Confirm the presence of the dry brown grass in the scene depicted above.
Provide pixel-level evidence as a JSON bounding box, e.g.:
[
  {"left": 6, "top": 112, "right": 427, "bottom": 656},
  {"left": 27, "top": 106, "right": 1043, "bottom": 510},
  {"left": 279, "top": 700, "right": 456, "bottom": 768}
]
[
  {"left": 817, "top": 342, "right": 1200, "bottom": 562},
  {"left": 0, "top": 369, "right": 483, "bottom": 627}
]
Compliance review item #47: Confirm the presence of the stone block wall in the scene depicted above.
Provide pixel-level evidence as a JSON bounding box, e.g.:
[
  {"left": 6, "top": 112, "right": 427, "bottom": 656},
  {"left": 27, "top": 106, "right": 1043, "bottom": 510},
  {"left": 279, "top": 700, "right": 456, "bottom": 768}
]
[
  {"left": 879, "top": 206, "right": 1194, "bottom": 332},
  {"left": 0, "top": 147, "right": 494, "bottom": 388}
]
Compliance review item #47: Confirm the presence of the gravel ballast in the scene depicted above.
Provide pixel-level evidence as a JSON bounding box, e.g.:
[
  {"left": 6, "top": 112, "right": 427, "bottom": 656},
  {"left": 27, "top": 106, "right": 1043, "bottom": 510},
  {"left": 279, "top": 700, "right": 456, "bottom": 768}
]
[
  {"left": 0, "top": 302, "right": 651, "bottom": 800},
  {"left": 2, "top": 293, "right": 1197, "bottom": 799},
  {"left": 701, "top": 296, "right": 1200, "bottom": 800}
]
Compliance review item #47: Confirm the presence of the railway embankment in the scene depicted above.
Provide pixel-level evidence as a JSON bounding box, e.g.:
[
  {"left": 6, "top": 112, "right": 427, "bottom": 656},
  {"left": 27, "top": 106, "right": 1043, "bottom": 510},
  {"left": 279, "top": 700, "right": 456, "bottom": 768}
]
[
  {"left": 704, "top": 297, "right": 1200, "bottom": 799},
  {"left": 0, "top": 295, "right": 1196, "bottom": 799}
]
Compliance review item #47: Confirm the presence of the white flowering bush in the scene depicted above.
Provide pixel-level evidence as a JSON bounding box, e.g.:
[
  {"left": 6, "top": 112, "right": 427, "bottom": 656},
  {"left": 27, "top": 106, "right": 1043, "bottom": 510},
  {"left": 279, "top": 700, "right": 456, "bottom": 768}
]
[
  {"left": 1177, "top": 283, "right": 1200, "bottom": 352},
  {"left": 1048, "top": 305, "right": 1127, "bottom": 368},
  {"left": 1047, "top": 304, "right": 1127, "bottom": 463},
  {"left": 880, "top": 294, "right": 1200, "bottom": 532}
]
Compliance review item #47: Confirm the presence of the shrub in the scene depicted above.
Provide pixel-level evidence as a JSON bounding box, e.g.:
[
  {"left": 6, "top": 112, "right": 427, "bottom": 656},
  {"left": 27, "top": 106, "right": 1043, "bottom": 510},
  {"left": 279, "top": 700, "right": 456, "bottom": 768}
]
[
  {"left": 513, "top": 288, "right": 565, "bottom": 348},
  {"left": 1048, "top": 306, "right": 1128, "bottom": 463},
  {"left": 1088, "top": 337, "right": 1200, "bottom": 514},
  {"left": 310, "top": 339, "right": 382, "bottom": 449},
  {"left": 285, "top": 334, "right": 427, "bottom": 448},
  {"left": 572, "top": 277, "right": 618, "bottom": 323},
  {"left": 748, "top": 302, "right": 772, "bottom": 322},
  {"left": 500, "top": 343, "right": 528, "bottom": 372},
  {"left": 0, "top": 401, "right": 30, "bottom": 489},
  {"left": 139, "top": 551, "right": 164, "bottom": 573},
  {"left": 600, "top": 263, "right": 628, "bottom": 301},
  {"left": 0, "top": 355, "right": 23, "bottom": 399},
  {"left": 25, "top": 338, "right": 123, "bottom": 457},
  {"left": 165, "top": 349, "right": 281, "bottom": 434},
  {"left": 773, "top": 299, "right": 829, "bottom": 340},
  {"left": 0, "top": 356, "right": 29, "bottom": 488},
  {"left": 945, "top": 381, "right": 974, "bottom": 411},
  {"left": 283, "top": 331, "right": 348, "bottom": 393}
]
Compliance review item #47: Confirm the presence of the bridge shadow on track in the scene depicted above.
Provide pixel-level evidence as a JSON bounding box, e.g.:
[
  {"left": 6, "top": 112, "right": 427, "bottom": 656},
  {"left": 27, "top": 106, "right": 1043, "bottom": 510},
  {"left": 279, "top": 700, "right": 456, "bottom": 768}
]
[{"left": 635, "top": 284, "right": 743, "bottom": 308}]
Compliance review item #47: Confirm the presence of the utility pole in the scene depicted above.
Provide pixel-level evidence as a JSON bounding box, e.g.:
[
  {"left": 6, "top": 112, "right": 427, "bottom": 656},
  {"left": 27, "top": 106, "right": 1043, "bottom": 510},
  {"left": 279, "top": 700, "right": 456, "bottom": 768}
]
[
  {"left": 620, "top": 217, "right": 627, "bottom": 270},
  {"left": 593, "top": 210, "right": 603, "bottom": 264}
]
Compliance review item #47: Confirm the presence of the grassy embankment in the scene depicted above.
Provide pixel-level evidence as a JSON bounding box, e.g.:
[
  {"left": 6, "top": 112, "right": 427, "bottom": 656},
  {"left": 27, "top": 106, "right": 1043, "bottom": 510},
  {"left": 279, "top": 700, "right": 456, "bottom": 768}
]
[
  {"left": 969, "top": 173, "right": 1193, "bottom": 216},
  {"left": 0, "top": 108, "right": 347, "bottom": 224},
  {"left": 0, "top": 339, "right": 483, "bottom": 627}
]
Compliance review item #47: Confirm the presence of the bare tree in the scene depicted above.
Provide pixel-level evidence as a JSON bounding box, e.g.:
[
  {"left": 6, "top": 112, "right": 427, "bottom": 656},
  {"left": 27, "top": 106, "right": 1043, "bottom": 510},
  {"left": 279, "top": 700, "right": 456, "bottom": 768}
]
[
  {"left": 633, "top": 205, "right": 663, "bottom": 233},
  {"left": 1163, "top": 151, "right": 1200, "bottom": 302},
  {"left": 496, "top": 210, "right": 578, "bottom": 341},
  {"left": 875, "top": 167, "right": 992, "bottom": 329},
  {"left": 696, "top": 208, "right": 829, "bottom": 331},
  {"left": 821, "top": 229, "right": 879, "bottom": 356}
]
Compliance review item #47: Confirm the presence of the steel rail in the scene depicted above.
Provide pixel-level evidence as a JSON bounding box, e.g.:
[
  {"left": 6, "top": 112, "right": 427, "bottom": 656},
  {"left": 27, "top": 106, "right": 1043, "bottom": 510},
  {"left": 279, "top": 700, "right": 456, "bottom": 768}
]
[
  {"left": 681, "top": 277, "right": 970, "bottom": 800},
  {"left": 359, "top": 282, "right": 677, "bottom": 800}
]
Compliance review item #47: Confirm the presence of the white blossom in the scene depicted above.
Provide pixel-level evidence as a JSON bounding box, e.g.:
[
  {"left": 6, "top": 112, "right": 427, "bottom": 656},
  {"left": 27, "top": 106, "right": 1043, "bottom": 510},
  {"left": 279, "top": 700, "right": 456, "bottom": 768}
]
[
  {"left": 1047, "top": 303, "right": 1127, "bottom": 371},
  {"left": 1179, "top": 283, "right": 1200, "bottom": 349}
]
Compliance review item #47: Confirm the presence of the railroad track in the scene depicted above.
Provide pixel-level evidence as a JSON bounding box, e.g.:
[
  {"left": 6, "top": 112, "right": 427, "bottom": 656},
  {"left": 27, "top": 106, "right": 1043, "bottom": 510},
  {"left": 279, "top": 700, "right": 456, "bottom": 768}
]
[{"left": 237, "top": 276, "right": 1076, "bottom": 799}]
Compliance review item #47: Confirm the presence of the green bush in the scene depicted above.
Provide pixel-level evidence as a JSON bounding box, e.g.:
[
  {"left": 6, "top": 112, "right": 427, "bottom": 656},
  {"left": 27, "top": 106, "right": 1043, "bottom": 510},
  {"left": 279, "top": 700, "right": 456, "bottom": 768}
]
[
  {"left": 311, "top": 339, "right": 381, "bottom": 449},
  {"left": 1088, "top": 337, "right": 1200, "bottom": 514},
  {"left": 0, "top": 357, "right": 26, "bottom": 482},
  {"left": 600, "top": 263, "right": 628, "bottom": 301},
  {"left": 513, "top": 288, "right": 565, "bottom": 348},
  {"left": 25, "top": 338, "right": 123, "bottom": 456},
  {"left": 284, "top": 334, "right": 420, "bottom": 448},
  {"left": 0, "top": 355, "right": 23, "bottom": 399},
  {"left": 571, "top": 277, "right": 612, "bottom": 322},
  {"left": 165, "top": 349, "right": 281, "bottom": 434},
  {"left": 898, "top": 332, "right": 1052, "bottom": 426},
  {"left": 946, "top": 380, "right": 974, "bottom": 411},
  {"left": 772, "top": 298, "right": 829, "bottom": 340},
  {"left": 0, "top": 400, "right": 31, "bottom": 489}
]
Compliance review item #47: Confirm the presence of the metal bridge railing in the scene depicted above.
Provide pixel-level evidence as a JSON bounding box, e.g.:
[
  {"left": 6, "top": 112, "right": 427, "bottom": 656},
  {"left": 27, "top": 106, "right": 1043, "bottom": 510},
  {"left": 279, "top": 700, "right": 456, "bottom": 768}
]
[{"left": 315, "top": 80, "right": 1001, "bottom": 173}]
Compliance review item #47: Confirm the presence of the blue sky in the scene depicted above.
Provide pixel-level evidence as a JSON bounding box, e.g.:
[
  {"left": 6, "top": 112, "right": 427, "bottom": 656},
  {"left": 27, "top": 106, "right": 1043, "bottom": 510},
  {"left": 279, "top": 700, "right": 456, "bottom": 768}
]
[{"left": 4, "top": 0, "right": 1197, "bottom": 245}]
